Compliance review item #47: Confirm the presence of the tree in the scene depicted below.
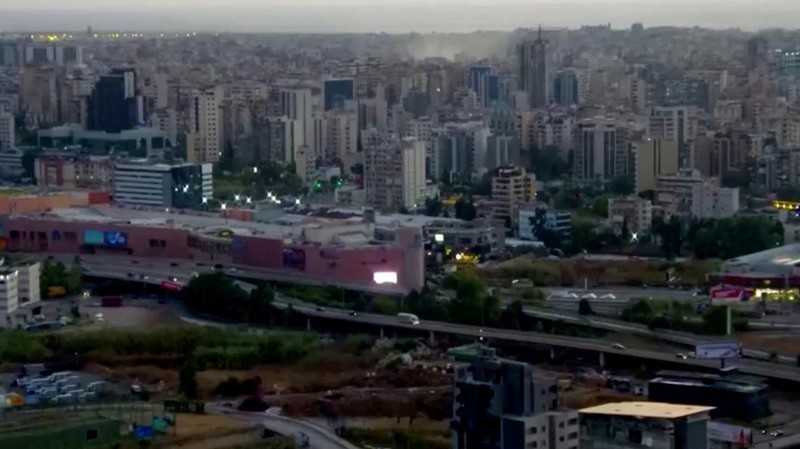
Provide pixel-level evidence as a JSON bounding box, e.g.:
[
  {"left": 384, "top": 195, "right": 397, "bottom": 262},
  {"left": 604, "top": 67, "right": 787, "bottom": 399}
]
[
  {"left": 368, "top": 296, "right": 400, "bottom": 315},
  {"left": 502, "top": 300, "right": 525, "bottom": 330},
  {"left": 570, "top": 217, "right": 596, "bottom": 254},
  {"left": 424, "top": 197, "right": 443, "bottom": 217},
  {"left": 609, "top": 175, "right": 635, "bottom": 196},
  {"left": 591, "top": 195, "right": 610, "bottom": 218},
  {"left": 454, "top": 197, "right": 477, "bottom": 221},
  {"left": 444, "top": 271, "right": 499, "bottom": 326},
  {"left": 248, "top": 285, "right": 275, "bottom": 325},
  {"left": 620, "top": 299, "right": 654, "bottom": 325},
  {"left": 472, "top": 172, "right": 493, "bottom": 196},
  {"left": 182, "top": 272, "right": 250, "bottom": 321},
  {"left": 179, "top": 358, "right": 198, "bottom": 399},
  {"left": 532, "top": 146, "right": 570, "bottom": 181},
  {"left": 578, "top": 298, "right": 594, "bottom": 315}
]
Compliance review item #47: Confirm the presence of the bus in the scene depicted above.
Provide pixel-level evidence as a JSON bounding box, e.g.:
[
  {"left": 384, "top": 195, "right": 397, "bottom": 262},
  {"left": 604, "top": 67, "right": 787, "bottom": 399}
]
[{"left": 397, "top": 313, "right": 420, "bottom": 325}]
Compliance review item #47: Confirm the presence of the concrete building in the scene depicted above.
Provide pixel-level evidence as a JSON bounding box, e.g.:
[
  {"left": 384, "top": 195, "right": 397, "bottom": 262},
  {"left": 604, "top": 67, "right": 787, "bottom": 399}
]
[
  {"left": 149, "top": 109, "right": 178, "bottom": 147},
  {"left": 113, "top": 159, "right": 212, "bottom": 208},
  {"left": 0, "top": 111, "right": 15, "bottom": 150},
  {"left": 4, "top": 205, "right": 425, "bottom": 294},
  {"left": 490, "top": 165, "right": 536, "bottom": 229},
  {"left": 608, "top": 197, "right": 653, "bottom": 236},
  {"left": 364, "top": 135, "right": 431, "bottom": 212},
  {"left": 574, "top": 118, "right": 629, "bottom": 182},
  {"left": 691, "top": 185, "right": 739, "bottom": 219},
  {"left": 189, "top": 87, "right": 223, "bottom": 163},
  {"left": 0, "top": 148, "right": 23, "bottom": 180},
  {"left": 431, "top": 121, "right": 491, "bottom": 183},
  {"left": 654, "top": 170, "right": 706, "bottom": 218},
  {"left": 35, "top": 154, "right": 113, "bottom": 190},
  {"left": 451, "top": 346, "right": 579, "bottom": 449},
  {"left": 579, "top": 402, "right": 713, "bottom": 449},
  {"left": 519, "top": 27, "right": 550, "bottom": 109},
  {"left": 632, "top": 138, "right": 679, "bottom": 193},
  {"left": 518, "top": 203, "right": 572, "bottom": 242},
  {"left": 0, "top": 267, "right": 19, "bottom": 329},
  {"left": 38, "top": 125, "right": 173, "bottom": 158},
  {"left": 323, "top": 108, "right": 359, "bottom": 168},
  {"left": 87, "top": 69, "right": 142, "bottom": 134}
]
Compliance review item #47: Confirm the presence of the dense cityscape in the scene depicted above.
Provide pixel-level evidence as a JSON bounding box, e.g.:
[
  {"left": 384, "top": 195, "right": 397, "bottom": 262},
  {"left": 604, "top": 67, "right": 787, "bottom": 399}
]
[{"left": 2, "top": 11, "right": 800, "bottom": 449}]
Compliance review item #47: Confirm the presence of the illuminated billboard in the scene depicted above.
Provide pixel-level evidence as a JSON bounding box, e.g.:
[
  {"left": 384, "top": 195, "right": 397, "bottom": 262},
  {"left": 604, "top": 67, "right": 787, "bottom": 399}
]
[
  {"left": 373, "top": 271, "right": 398, "bottom": 285},
  {"left": 694, "top": 342, "right": 743, "bottom": 359},
  {"left": 83, "top": 230, "right": 104, "bottom": 245},
  {"left": 104, "top": 231, "right": 128, "bottom": 248}
]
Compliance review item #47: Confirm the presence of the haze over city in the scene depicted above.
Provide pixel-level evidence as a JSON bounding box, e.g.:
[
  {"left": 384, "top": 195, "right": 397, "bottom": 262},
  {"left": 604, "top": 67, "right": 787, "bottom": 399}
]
[{"left": 1, "top": 0, "right": 800, "bottom": 32}]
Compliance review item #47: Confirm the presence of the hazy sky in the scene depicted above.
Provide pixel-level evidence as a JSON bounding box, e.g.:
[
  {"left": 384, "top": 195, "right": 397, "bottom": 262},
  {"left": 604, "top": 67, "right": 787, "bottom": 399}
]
[{"left": 1, "top": 0, "right": 799, "bottom": 32}]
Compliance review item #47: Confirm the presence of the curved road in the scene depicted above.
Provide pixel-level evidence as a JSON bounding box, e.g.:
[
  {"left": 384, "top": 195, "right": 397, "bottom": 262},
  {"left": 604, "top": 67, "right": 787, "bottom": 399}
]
[{"left": 52, "top": 254, "right": 800, "bottom": 383}]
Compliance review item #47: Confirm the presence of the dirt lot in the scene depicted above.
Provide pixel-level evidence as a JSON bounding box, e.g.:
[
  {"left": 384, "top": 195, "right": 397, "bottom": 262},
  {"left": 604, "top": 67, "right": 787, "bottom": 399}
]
[
  {"left": 738, "top": 332, "right": 800, "bottom": 355},
  {"left": 79, "top": 302, "right": 183, "bottom": 330}
]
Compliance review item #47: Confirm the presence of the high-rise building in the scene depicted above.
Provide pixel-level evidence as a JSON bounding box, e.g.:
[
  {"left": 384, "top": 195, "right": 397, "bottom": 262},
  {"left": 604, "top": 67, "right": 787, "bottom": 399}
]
[
  {"left": 451, "top": 346, "right": 579, "bottom": 449},
  {"left": 746, "top": 36, "right": 769, "bottom": 72},
  {"left": 574, "top": 118, "right": 627, "bottom": 182},
  {"left": 323, "top": 108, "right": 359, "bottom": 168},
  {"left": 490, "top": 165, "right": 536, "bottom": 228},
  {"left": 579, "top": 402, "right": 712, "bottom": 449},
  {"left": 323, "top": 78, "right": 355, "bottom": 111},
  {"left": 281, "top": 87, "right": 314, "bottom": 174},
  {"left": 189, "top": 87, "right": 223, "bottom": 163},
  {"left": 518, "top": 27, "right": 550, "bottom": 108},
  {"left": 469, "top": 64, "right": 493, "bottom": 107},
  {"left": 364, "top": 134, "right": 429, "bottom": 211},
  {"left": 87, "top": 69, "right": 142, "bottom": 134},
  {"left": 19, "top": 67, "right": 59, "bottom": 128},
  {"left": 431, "top": 121, "right": 491, "bottom": 183},
  {"left": 553, "top": 70, "right": 579, "bottom": 106},
  {"left": 149, "top": 109, "right": 177, "bottom": 146},
  {"left": 632, "top": 138, "right": 679, "bottom": 192},
  {"left": 0, "top": 111, "right": 15, "bottom": 150},
  {"left": 113, "top": 159, "right": 212, "bottom": 209}
]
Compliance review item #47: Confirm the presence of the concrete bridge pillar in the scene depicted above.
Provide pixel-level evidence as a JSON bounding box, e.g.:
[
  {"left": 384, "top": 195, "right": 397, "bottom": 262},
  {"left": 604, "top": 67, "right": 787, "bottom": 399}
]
[
  {"left": 380, "top": 327, "right": 385, "bottom": 339},
  {"left": 550, "top": 347, "right": 556, "bottom": 360},
  {"left": 306, "top": 317, "right": 312, "bottom": 331},
  {"left": 599, "top": 352, "right": 606, "bottom": 368},
  {"left": 429, "top": 330, "right": 436, "bottom": 345}
]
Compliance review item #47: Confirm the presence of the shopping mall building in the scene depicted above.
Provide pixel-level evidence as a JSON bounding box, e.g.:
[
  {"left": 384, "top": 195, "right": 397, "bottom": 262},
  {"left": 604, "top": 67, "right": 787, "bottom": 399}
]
[{"left": 2, "top": 205, "right": 426, "bottom": 293}]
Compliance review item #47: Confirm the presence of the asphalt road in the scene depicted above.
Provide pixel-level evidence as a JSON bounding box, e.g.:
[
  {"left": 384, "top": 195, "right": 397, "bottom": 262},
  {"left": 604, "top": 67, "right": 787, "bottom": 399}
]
[{"left": 47, "top": 254, "right": 800, "bottom": 383}]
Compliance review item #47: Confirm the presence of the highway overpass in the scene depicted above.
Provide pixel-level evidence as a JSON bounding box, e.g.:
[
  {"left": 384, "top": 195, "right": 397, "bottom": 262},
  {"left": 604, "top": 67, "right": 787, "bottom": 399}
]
[{"left": 49, "top": 254, "right": 800, "bottom": 383}]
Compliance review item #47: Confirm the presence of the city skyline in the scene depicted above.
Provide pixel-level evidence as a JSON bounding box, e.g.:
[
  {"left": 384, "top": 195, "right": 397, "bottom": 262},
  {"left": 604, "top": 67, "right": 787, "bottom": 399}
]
[{"left": 1, "top": 0, "right": 800, "bottom": 33}]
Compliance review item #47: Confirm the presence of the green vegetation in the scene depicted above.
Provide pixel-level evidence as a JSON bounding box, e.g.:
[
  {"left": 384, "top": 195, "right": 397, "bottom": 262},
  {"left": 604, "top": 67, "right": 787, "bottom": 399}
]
[
  {"left": 618, "top": 299, "right": 749, "bottom": 335},
  {"left": 340, "top": 427, "right": 449, "bottom": 449},
  {"left": 442, "top": 271, "right": 501, "bottom": 326},
  {"left": 213, "top": 159, "right": 305, "bottom": 200},
  {"left": 40, "top": 259, "right": 83, "bottom": 297},
  {"left": 181, "top": 272, "right": 275, "bottom": 324},
  {"left": 8, "top": 327, "right": 318, "bottom": 369},
  {"left": 686, "top": 216, "right": 784, "bottom": 260}
]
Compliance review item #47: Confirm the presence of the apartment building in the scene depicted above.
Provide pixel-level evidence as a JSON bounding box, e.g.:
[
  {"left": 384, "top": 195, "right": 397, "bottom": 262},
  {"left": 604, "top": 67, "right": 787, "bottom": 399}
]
[
  {"left": 113, "top": 159, "right": 213, "bottom": 209},
  {"left": 451, "top": 347, "right": 579, "bottom": 449},
  {"left": 490, "top": 165, "right": 536, "bottom": 228},
  {"left": 364, "top": 135, "right": 430, "bottom": 212},
  {"left": 579, "top": 402, "right": 713, "bottom": 449},
  {"left": 608, "top": 197, "right": 653, "bottom": 236},
  {"left": 35, "top": 154, "right": 114, "bottom": 190}
]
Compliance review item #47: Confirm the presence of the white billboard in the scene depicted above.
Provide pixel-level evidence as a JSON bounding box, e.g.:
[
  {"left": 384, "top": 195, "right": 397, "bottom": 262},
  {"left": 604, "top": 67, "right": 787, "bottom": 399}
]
[
  {"left": 694, "top": 342, "right": 743, "bottom": 359},
  {"left": 373, "top": 271, "right": 398, "bottom": 285},
  {"left": 709, "top": 421, "right": 753, "bottom": 445}
]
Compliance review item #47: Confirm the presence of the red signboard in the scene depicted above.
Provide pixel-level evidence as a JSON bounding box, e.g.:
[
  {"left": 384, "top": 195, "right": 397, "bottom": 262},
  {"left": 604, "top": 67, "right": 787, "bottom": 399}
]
[{"left": 161, "top": 281, "right": 182, "bottom": 291}]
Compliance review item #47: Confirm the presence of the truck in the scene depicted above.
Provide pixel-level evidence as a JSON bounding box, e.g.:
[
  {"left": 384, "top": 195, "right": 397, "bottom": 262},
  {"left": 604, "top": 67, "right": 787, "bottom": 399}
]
[{"left": 100, "top": 296, "right": 123, "bottom": 307}]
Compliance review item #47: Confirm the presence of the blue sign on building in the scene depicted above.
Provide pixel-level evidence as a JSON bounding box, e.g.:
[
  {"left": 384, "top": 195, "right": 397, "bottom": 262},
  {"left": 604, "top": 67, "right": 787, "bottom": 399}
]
[
  {"left": 104, "top": 231, "right": 128, "bottom": 248},
  {"left": 83, "top": 229, "right": 104, "bottom": 245},
  {"left": 134, "top": 425, "right": 154, "bottom": 440}
]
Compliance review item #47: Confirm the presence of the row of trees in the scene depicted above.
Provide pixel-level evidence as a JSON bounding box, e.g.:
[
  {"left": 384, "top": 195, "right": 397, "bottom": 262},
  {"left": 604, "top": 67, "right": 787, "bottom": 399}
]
[
  {"left": 40, "top": 260, "right": 83, "bottom": 297},
  {"left": 619, "top": 299, "right": 749, "bottom": 335},
  {"left": 181, "top": 272, "right": 276, "bottom": 324}
]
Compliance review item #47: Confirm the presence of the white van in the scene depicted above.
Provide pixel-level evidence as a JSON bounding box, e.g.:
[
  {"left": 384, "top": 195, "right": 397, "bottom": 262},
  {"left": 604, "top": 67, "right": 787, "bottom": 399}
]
[{"left": 397, "top": 313, "right": 420, "bottom": 325}]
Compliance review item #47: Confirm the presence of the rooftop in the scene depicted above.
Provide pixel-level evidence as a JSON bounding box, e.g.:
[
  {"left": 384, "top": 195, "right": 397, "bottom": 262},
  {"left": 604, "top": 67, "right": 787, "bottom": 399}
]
[
  {"left": 722, "top": 242, "right": 800, "bottom": 273},
  {"left": 579, "top": 402, "right": 714, "bottom": 419}
]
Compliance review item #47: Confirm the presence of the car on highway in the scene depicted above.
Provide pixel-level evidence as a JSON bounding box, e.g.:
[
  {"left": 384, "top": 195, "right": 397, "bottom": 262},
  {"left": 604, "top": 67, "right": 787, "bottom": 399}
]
[
  {"left": 675, "top": 353, "right": 688, "bottom": 359},
  {"left": 769, "top": 430, "right": 784, "bottom": 437},
  {"left": 170, "top": 262, "right": 179, "bottom": 267},
  {"left": 214, "top": 263, "right": 224, "bottom": 270},
  {"left": 348, "top": 311, "right": 358, "bottom": 316},
  {"left": 610, "top": 343, "right": 626, "bottom": 350}
]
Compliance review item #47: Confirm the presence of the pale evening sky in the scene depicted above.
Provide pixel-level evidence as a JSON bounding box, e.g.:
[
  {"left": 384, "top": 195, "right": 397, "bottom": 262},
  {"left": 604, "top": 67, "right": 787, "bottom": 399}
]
[{"left": 0, "top": 0, "right": 797, "bottom": 32}]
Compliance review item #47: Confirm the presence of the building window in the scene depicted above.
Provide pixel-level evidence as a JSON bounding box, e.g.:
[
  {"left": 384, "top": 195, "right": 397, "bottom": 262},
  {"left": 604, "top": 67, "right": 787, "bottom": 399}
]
[
  {"left": 64, "top": 232, "right": 77, "bottom": 242},
  {"left": 149, "top": 239, "right": 158, "bottom": 248},
  {"left": 9, "top": 230, "right": 19, "bottom": 239},
  {"left": 85, "top": 429, "right": 98, "bottom": 441},
  {"left": 160, "top": 240, "right": 166, "bottom": 248},
  {"left": 52, "top": 230, "right": 61, "bottom": 240}
]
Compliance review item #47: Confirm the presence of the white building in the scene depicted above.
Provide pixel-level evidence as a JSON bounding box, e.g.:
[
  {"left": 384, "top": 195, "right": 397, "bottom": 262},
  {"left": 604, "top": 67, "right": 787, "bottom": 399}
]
[
  {"left": 0, "top": 111, "right": 15, "bottom": 150},
  {"left": 0, "top": 267, "right": 20, "bottom": 329},
  {"left": 365, "top": 135, "right": 430, "bottom": 211},
  {"left": 0, "top": 148, "right": 23, "bottom": 180},
  {"left": 149, "top": 108, "right": 177, "bottom": 146},
  {"left": 324, "top": 108, "right": 359, "bottom": 169},
  {"left": 113, "top": 160, "right": 213, "bottom": 208},
  {"left": 189, "top": 87, "right": 223, "bottom": 163},
  {"left": 692, "top": 185, "right": 740, "bottom": 219}
]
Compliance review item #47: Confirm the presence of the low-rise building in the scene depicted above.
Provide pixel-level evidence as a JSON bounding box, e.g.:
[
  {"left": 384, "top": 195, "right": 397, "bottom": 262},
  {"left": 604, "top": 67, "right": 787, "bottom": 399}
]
[
  {"left": 451, "top": 346, "right": 579, "bottom": 449},
  {"left": 608, "top": 196, "right": 652, "bottom": 236},
  {"left": 113, "top": 159, "right": 213, "bottom": 209},
  {"left": 518, "top": 203, "right": 572, "bottom": 242},
  {"left": 35, "top": 154, "right": 114, "bottom": 190},
  {"left": 579, "top": 401, "right": 714, "bottom": 449},
  {"left": 691, "top": 184, "right": 739, "bottom": 219}
]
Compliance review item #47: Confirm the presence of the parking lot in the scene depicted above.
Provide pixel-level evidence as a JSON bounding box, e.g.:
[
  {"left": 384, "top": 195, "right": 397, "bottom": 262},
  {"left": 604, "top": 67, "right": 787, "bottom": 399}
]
[{"left": 2, "top": 364, "right": 115, "bottom": 406}]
